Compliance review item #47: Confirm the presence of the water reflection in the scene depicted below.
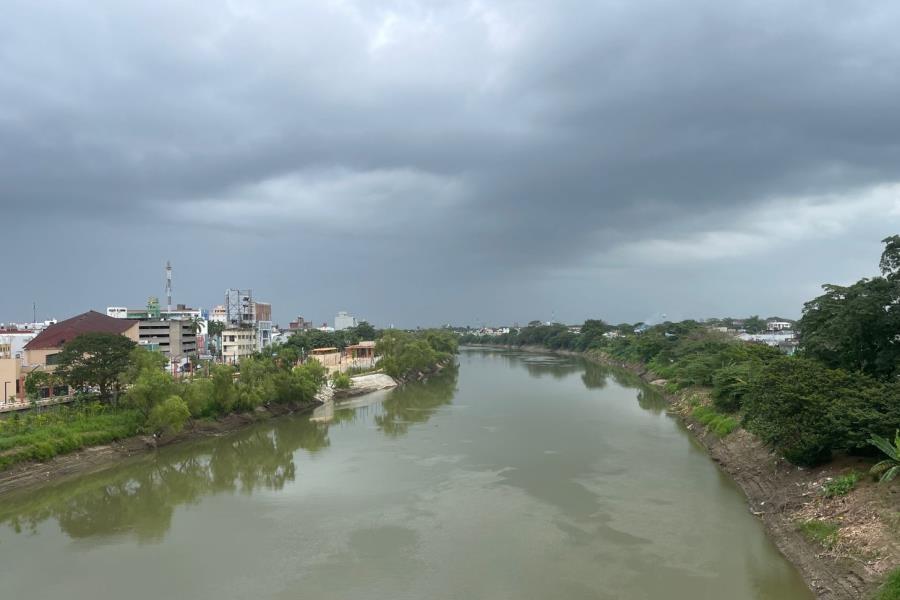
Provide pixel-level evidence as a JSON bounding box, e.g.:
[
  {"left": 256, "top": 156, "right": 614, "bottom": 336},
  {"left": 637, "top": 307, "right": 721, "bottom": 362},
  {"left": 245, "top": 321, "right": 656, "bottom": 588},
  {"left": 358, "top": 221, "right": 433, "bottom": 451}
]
[
  {"left": 0, "top": 358, "right": 663, "bottom": 545},
  {"left": 0, "top": 368, "right": 460, "bottom": 543},
  {"left": 374, "top": 365, "right": 458, "bottom": 437},
  {"left": 0, "top": 417, "right": 330, "bottom": 542}
]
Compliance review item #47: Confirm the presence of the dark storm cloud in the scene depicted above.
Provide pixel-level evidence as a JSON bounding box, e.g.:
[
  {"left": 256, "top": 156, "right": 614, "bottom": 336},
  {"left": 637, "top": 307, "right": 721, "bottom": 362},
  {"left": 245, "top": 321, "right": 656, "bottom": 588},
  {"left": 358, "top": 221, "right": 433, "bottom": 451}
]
[{"left": 2, "top": 0, "right": 899, "bottom": 325}]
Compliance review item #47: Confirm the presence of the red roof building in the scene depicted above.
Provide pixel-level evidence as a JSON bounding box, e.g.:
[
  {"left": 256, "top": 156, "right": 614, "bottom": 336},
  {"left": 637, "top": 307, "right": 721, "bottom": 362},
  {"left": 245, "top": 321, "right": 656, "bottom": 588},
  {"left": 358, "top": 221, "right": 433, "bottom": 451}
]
[{"left": 24, "top": 311, "right": 140, "bottom": 367}]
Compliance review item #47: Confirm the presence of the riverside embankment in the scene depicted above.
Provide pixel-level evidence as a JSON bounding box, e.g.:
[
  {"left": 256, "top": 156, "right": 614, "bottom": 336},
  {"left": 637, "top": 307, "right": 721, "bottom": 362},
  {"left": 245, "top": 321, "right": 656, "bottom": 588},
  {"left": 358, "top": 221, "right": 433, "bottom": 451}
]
[
  {"left": 0, "top": 371, "right": 403, "bottom": 497},
  {"left": 473, "top": 344, "right": 894, "bottom": 600}
]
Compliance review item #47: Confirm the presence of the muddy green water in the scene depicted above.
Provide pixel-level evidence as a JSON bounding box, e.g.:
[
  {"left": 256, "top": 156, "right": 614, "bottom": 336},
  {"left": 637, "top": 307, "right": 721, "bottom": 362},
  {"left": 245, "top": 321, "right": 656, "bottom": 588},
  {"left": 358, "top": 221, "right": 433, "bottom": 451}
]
[{"left": 0, "top": 349, "right": 811, "bottom": 599}]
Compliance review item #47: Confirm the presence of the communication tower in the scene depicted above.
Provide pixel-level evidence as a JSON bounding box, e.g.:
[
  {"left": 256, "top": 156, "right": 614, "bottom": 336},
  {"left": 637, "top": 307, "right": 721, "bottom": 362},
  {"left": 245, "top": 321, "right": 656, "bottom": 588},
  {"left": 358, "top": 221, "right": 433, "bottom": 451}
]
[{"left": 165, "top": 261, "right": 173, "bottom": 311}]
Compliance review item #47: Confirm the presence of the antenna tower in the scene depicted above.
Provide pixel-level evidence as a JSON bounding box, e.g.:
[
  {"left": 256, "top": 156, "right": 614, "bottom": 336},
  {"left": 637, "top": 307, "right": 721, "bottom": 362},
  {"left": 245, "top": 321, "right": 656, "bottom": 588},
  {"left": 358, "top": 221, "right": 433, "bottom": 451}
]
[{"left": 165, "top": 261, "right": 173, "bottom": 312}]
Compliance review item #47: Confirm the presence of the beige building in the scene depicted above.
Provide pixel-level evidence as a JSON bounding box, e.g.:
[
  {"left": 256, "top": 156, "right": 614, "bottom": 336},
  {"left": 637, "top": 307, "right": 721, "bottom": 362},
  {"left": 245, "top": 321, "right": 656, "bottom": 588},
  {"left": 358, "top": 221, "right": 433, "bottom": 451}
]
[
  {"left": 222, "top": 328, "right": 256, "bottom": 365},
  {"left": 0, "top": 343, "right": 21, "bottom": 402},
  {"left": 23, "top": 310, "right": 140, "bottom": 370}
]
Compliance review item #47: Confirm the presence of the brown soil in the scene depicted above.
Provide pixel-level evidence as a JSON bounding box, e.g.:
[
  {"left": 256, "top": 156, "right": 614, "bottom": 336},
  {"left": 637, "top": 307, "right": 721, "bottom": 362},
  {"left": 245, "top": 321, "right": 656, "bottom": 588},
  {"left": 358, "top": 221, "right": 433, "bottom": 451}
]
[
  {"left": 0, "top": 401, "right": 319, "bottom": 497},
  {"left": 488, "top": 344, "right": 900, "bottom": 599}
]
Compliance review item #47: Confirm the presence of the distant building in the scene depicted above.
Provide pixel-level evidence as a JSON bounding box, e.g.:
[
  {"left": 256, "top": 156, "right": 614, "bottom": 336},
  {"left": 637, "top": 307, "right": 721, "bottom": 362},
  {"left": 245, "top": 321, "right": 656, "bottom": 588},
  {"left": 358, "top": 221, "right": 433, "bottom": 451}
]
[
  {"left": 137, "top": 320, "right": 197, "bottom": 360},
  {"left": 289, "top": 316, "right": 313, "bottom": 330},
  {"left": 0, "top": 352, "right": 21, "bottom": 403},
  {"left": 107, "top": 301, "right": 203, "bottom": 322},
  {"left": 335, "top": 311, "right": 357, "bottom": 331},
  {"left": 222, "top": 328, "right": 256, "bottom": 365},
  {"left": 309, "top": 347, "right": 341, "bottom": 367},
  {"left": 210, "top": 305, "right": 228, "bottom": 323},
  {"left": 23, "top": 311, "right": 140, "bottom": 369},
  {"left": 0, "top": 329, "right": 37, "bottom": 358},
  {"left": 766, "top": 320, "right": 793, "bottom": 331}
]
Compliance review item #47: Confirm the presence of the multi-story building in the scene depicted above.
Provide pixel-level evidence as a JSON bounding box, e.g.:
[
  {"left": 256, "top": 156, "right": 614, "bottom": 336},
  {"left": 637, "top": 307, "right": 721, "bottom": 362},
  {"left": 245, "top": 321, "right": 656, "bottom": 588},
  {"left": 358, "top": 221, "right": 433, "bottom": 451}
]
[
  {"left": 107, "top": 300, "right": 204, "bottom": 322},
  {"left": 335, "top": 311, "right": 357, "bottom": 331},
  {"left": 137, "top": 320, "right": 197, "bottom": 359},
  {"left": 222, "top": 328, "right": 256, "bottom": 365},
  {"left": 288, "top": 316, "right": 313, "bottom": 330}
]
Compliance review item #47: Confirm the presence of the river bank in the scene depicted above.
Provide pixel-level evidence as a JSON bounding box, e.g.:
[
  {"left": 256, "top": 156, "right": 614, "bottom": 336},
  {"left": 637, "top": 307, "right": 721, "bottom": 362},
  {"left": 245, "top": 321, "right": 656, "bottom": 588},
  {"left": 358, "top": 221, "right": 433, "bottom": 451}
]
[
  {"left": 0, "top": 371, "right": 410, "bottom": 498},
  {"left": 470, "top": 344, "right": 896, "bottom": 600}
]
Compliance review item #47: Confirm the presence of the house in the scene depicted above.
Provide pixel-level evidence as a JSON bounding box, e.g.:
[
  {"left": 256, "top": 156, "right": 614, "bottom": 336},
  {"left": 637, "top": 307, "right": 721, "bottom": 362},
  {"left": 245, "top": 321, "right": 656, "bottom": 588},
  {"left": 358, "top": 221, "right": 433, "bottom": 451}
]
[
  {"left": 309, "top": 347, "right": 341, "bottom": 367},
  {"left": 23, "top": 310, "right": 140, "bottom": 369}
]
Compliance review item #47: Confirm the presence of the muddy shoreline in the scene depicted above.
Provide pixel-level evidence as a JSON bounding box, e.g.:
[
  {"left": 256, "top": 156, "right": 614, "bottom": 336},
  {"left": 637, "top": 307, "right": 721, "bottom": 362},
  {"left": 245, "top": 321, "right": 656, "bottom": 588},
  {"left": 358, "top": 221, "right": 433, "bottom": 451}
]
[{"left": 471, "top": 344, "right": 879, "bottom": 600}]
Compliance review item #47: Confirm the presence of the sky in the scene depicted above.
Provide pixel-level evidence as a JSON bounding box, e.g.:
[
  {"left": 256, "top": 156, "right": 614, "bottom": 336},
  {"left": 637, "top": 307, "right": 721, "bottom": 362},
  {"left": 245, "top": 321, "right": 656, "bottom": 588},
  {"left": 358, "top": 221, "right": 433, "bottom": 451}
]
[{"left": 2, "top": 0, "right": 899, "bottom": 327}]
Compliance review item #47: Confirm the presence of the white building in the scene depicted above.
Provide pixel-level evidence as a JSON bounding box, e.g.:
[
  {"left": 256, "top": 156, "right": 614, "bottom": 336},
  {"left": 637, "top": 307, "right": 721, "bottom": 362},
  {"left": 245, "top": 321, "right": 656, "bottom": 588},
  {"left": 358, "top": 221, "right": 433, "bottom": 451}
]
[
  {"left": 335, "top": 311, "right": 357, "bottom": 331},
  {"left": 766, "top": 320, "right": 793, "bottom": 331}
]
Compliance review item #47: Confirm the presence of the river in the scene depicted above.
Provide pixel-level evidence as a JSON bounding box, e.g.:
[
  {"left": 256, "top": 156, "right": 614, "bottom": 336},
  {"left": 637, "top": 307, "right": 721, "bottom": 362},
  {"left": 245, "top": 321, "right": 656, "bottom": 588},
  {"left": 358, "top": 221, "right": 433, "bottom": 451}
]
[{"left": 0, "top": 348, "right": 811, "bottom": 599}]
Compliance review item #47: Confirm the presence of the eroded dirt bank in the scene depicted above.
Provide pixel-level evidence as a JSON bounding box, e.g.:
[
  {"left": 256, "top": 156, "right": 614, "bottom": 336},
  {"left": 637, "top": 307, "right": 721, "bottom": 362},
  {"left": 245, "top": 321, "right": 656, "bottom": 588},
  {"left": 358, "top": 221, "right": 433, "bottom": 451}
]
[{"left": 475, "top": 344, "right": 898, "bottom": 600}]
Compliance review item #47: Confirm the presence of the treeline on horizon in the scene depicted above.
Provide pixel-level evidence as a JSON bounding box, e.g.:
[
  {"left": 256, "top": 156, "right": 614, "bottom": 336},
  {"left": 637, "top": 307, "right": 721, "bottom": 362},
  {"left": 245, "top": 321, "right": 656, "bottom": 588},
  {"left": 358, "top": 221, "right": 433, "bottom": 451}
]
[{"left": 461, "top": 235, "right": 900, "bottom": 467}]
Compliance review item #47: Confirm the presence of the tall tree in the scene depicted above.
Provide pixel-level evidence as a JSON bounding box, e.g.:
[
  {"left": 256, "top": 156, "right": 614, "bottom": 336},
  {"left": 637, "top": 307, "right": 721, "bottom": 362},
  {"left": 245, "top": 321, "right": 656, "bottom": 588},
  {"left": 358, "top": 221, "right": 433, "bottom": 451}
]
[
  {"left": 56, "top": 332, "right": 137, "bottom": 401},
  {"left": 799, "top": 235, "right": 900, "bottom": 379}
]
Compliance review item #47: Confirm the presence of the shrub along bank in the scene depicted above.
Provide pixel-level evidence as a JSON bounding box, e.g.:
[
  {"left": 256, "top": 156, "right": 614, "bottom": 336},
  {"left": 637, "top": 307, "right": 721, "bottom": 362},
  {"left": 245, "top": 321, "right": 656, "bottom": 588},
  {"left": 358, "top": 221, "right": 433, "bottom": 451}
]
[{"left": 376, "top": 329, "right": 458, "bottom": 380}]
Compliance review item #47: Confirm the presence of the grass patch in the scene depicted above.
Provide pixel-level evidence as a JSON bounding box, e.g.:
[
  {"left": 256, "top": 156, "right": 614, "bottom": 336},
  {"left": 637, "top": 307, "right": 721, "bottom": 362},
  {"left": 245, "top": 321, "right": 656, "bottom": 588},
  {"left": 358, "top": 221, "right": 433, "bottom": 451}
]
[
  {"left": 692, "top": 405, "right": 740, "bottom": 437},
  {"left": 874, "top": 567, "right": 900, "bottom": 600},
  {"left": 0, "top": 405, "right": 143, "bottom": 471},
  {"left": 797, "top": 519, "right": 840, "bottom": 549},
  {"left": 822, "top": 472, "right": 860, "bottom": 498}
]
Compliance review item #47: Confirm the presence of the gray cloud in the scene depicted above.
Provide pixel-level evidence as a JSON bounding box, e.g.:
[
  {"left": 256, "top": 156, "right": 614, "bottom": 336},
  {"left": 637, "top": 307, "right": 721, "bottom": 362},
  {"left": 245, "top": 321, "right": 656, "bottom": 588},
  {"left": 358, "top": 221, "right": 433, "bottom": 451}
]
[{"left": 2, "top": 0, "right": 899, "bottom": 326}]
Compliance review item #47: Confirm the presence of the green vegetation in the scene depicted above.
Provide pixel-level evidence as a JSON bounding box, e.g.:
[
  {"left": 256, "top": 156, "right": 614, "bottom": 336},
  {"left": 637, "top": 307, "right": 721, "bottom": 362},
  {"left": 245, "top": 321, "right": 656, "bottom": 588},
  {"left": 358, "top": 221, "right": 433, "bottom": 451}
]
[
  {"left": 822, "top": 472, "right": 860, "bottom": 498},
  {"left": 377, "top": 329, "right": 458, "bottom": 379},
  {"left": 331, "top": 371, "right": 352, "bottom": 390},
  {"left": 692, "top": 405, "right": 739, "bottom": 437},
  {"left": 870, "top": 431, "right": 900, "bottom": 484},
  {"left": 461, "top": 235, "right": 900, "bottom": 469},
  {"left": 797, "top": 519, "right": 840, "bottom": 549},
  {"left": 874, "top": 567, "right": 900, "bottom": 600},
  {"left": 8, "top": 333, "right": 333, "bottom": 471},
  {"left": 56, "top": 331, "right": 136, "bottom": 401},
  {"left": 0, "top": 404, "right": 143, "bottom": 470}
]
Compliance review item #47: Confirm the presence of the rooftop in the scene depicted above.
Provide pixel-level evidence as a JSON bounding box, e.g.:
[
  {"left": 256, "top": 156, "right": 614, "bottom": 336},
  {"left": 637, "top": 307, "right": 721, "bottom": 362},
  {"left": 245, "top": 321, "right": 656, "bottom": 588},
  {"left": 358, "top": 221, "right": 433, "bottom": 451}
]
[{"left": 24, "top": 311, "right": 137, "bottom": 350}]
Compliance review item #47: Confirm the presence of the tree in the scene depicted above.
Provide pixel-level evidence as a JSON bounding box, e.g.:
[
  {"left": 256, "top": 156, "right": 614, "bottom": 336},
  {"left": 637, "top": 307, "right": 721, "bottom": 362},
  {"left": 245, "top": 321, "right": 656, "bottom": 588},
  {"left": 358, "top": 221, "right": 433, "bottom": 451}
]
[
  {"left": 56, "top": 332, "right": 136, "bottom": 401},
  {"left": 207, "top": 321, "right": 226, "bottom": 357},
  {"left": 352, "top": 321, "right": 377, "bottom": 340},
  {"left": 870, "top": 430, "right": 900, "bottom": 484},
  {"left": 799, "top": 236, "right": 900, "bottom": 379},
  {"left": 147, "top": 395, "right": 190, "bottom": 436},
  {"left": 125, "top": 365, "right": 176, "bottom": 419}
]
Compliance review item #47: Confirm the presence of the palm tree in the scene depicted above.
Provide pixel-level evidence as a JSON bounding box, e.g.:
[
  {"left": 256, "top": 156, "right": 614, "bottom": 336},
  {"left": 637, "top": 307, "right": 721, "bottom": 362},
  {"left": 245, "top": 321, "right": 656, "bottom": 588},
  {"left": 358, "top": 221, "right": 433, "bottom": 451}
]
[{"left": 869, "top": 430, "right": 900, "bottom": 483}]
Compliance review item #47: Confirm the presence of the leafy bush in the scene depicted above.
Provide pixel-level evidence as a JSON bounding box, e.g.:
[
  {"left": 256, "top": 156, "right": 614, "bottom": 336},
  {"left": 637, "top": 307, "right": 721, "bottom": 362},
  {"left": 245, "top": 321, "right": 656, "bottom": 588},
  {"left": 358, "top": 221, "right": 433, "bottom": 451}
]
[
  {"left": 332, "top": 372, "right": 351, "bottom": 390},
  {"left": 821, "top": 472, "right": 859, "bottom": 498},
  {"left": 147, "top": 395, "right": 190, "bottom": 436}
]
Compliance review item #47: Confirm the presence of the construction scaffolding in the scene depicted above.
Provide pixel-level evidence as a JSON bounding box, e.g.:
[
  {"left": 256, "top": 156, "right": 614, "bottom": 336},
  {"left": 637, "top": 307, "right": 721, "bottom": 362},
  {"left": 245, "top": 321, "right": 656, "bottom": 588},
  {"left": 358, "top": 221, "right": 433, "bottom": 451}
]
[{"left": 224, "top": 289, "right": 254, "bottom": 328}]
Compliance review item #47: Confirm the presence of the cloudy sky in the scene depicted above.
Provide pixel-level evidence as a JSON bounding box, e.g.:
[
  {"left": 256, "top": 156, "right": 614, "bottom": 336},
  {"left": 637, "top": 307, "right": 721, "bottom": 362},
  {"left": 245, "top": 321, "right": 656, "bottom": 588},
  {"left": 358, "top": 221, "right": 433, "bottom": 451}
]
[{"left": 2, "top": 0, "right": 899, "bottom": 327}]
